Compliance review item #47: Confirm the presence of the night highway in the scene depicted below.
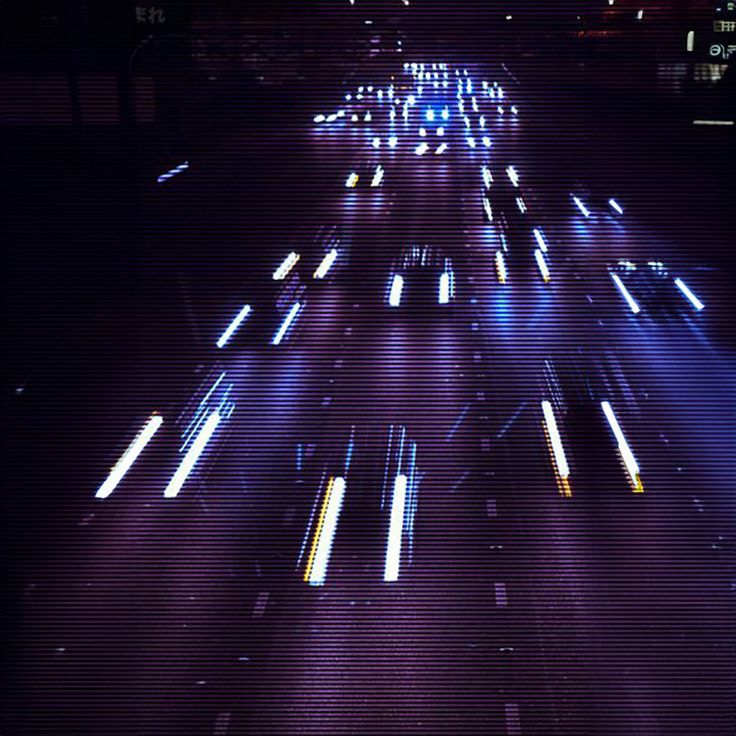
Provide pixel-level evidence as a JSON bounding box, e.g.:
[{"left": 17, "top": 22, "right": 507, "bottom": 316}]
[{"left": 3, "top": 1, "right": 736, "bottom": 735}]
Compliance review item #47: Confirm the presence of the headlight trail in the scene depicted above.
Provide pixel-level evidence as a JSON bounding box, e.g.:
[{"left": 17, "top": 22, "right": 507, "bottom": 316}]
[
  {"left": 674, "top": 277, "right": 705, "bottom": 311},
  {"left": 384, "top": 474, "right": 408, "bottom": 582},
  {"left": 495, "top": 251, "right": 507, "bottom": 284},
  {"left": 439, "top": 272, "right": 451, "bottom": 304},
  {"left": 271, "top": 302, "right": 303, "bottom": 346},
  {"left": 96, "top": 414, "right": 163, "bottom": 499},
  {"left": 314, "top": 249, "right": 339, "bottom": 280},
  {"left": 541, "top": 401, "right": 572, "bottom": 498},
  {"left": 481, "top": 165, "right": 493, "bottom": 190},
  {"left": 506, "top": 166, "right": 519, "bottom": 187},
  {"left": 304, "top": 476, "right": 346, "bottom": 586},
  {"left": 164, "top": 410, "right": 221, "bottom": 498},
  {"left": 389, "top": 274, "right": 404, "bottom": 307},
  {"left": 273, "top": 252, "right": 300, "bottom": 281},
  {"left": 601, "top": 401, "right": 643, "bottom": 492},
  {"left": 371, "top": 165, "right": 385, "bottom": 188},
  {"left": 157, "top": 161, "right": 189, "bottom": 184},
  {"left": 216, "top": 304, "right": 252, "bottom": 348},
  {"left": 610, "top": 272, "right": 641, "bottom": 314},
  {"left": 572, "top": 195, "right": 591, "bottom": 218},
  {"left": 534, "top": 249, "right": 551, "bottom": 283},
  {"left": 533, "top": 228, "right": 547, "bottom": 253}
]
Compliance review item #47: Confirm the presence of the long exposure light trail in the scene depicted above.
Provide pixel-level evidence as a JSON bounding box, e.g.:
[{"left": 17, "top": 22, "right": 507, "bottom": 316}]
[
  {"left": 96, "top": 414, "right": 163, "bottom": 499},
  {"left": 164, "top": 410, "right": 221, "bottom": 498}
]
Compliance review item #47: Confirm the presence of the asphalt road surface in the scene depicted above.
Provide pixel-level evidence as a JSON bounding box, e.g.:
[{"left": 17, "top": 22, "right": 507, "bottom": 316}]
[{"left": 4, "top": 54, "right": 735, "bottom": 736}]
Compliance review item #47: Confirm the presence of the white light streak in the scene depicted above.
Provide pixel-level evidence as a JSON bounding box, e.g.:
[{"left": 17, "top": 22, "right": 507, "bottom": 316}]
[
  {"left": 345, "top": 171, "right": 359, "bottom": 188},
  {"left": 384, "top": 474, "right": 407, "bottom": 582},
  {"left": 389, "top": 274, "right": 404, "bottom": 307},
  {"left": 439, "top": 272, "right": 451, "bottom": 304},
  {"left": 610, "top": 272, "right": 641, "bottom": 314},
  {"left": 96, "top": 414, "right": 163, "bottom": 499},
  {"left": 495, "top": 251, "right": 507, "bottom": 283},
  {"left": 415, "top": 142, "right": 429, "bottom": 155},
  {"left": 216, "top": 304, "right": 252, "bottom": 348},
  {"left": 271, "top": 302, "right": 303, "bottom": 346},
  {"left": 482, "top": 165, "right": 493, "bottom": 189},
  {"left": 164, "top": 411, "right": 220, "bottom": 498},
  {"left": 674, "top": 277, "right": 705, "bottom": 311},
  {"left": 541, "top": 401, "right": 570, "bottom": 479},
  {"left": 273, "top": 251, "right": 300, "bottom": 281},
  {"left": 371, "top": 164, "right": 385, "bottom": 188},
  {"left": 601, "top": 401, "right": 642, "bottom": 492},
  {"left": 483, "top": 197, "right": 494, "bottom": 222},
  {"left": 692, "top": 119, "right": 734, "bottom": 126},
  {"left": 314, "top": 249, "right": 339, "bottom": 279},
  {"left": 157, "top": 161, "right": 189, "bottom": 184},
  {"left": 534, "top": 249, "right": 550, "bottom": 283},
  {"left": 609, "top": 198, "right": 624, "bottom": 215},
  {"left": 307, "top": 477, "right": 346, "bottom": 586},
  {"left": 435, "top": 142, "right": 448, "bottom": 155},
  {"left": 506, "top": 166, "right": 519, "bottom": 187},
  {"left": 533, "top": 228, "right": 547, "bottom": 253},
  {"left": 572, "top": 195, "right": 591, "bottom": 218}
]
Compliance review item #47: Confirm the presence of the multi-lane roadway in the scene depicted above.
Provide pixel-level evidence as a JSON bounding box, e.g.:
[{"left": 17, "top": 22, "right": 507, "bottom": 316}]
[{"left": 4, "top": 56, "right": 735, "bottom": 736}]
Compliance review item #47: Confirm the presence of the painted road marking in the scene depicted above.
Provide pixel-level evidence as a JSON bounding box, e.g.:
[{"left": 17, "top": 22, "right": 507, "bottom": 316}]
[
  {"left": 505, "top": 702, "right": 522, "bottom": 734},
  {"left": 252, "top": 591, "right": 269, "bottom": 619},
  {"left": 214, "top": 712, "right": 231, "bottom": 735}
]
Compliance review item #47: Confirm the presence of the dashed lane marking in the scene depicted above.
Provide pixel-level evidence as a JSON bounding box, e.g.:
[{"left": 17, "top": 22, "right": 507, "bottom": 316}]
[
  {"left": 505, "top": 702, "right": 522, "bottom": 734},
  {"left": 214, "top": 712, "right": 231, "bottom": 735},
  {"left": 494, "top": 582, "right": 508, "bottom": 608},
  {"left": 252, "top": 592, "right": 269, "bottom": 619}
]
